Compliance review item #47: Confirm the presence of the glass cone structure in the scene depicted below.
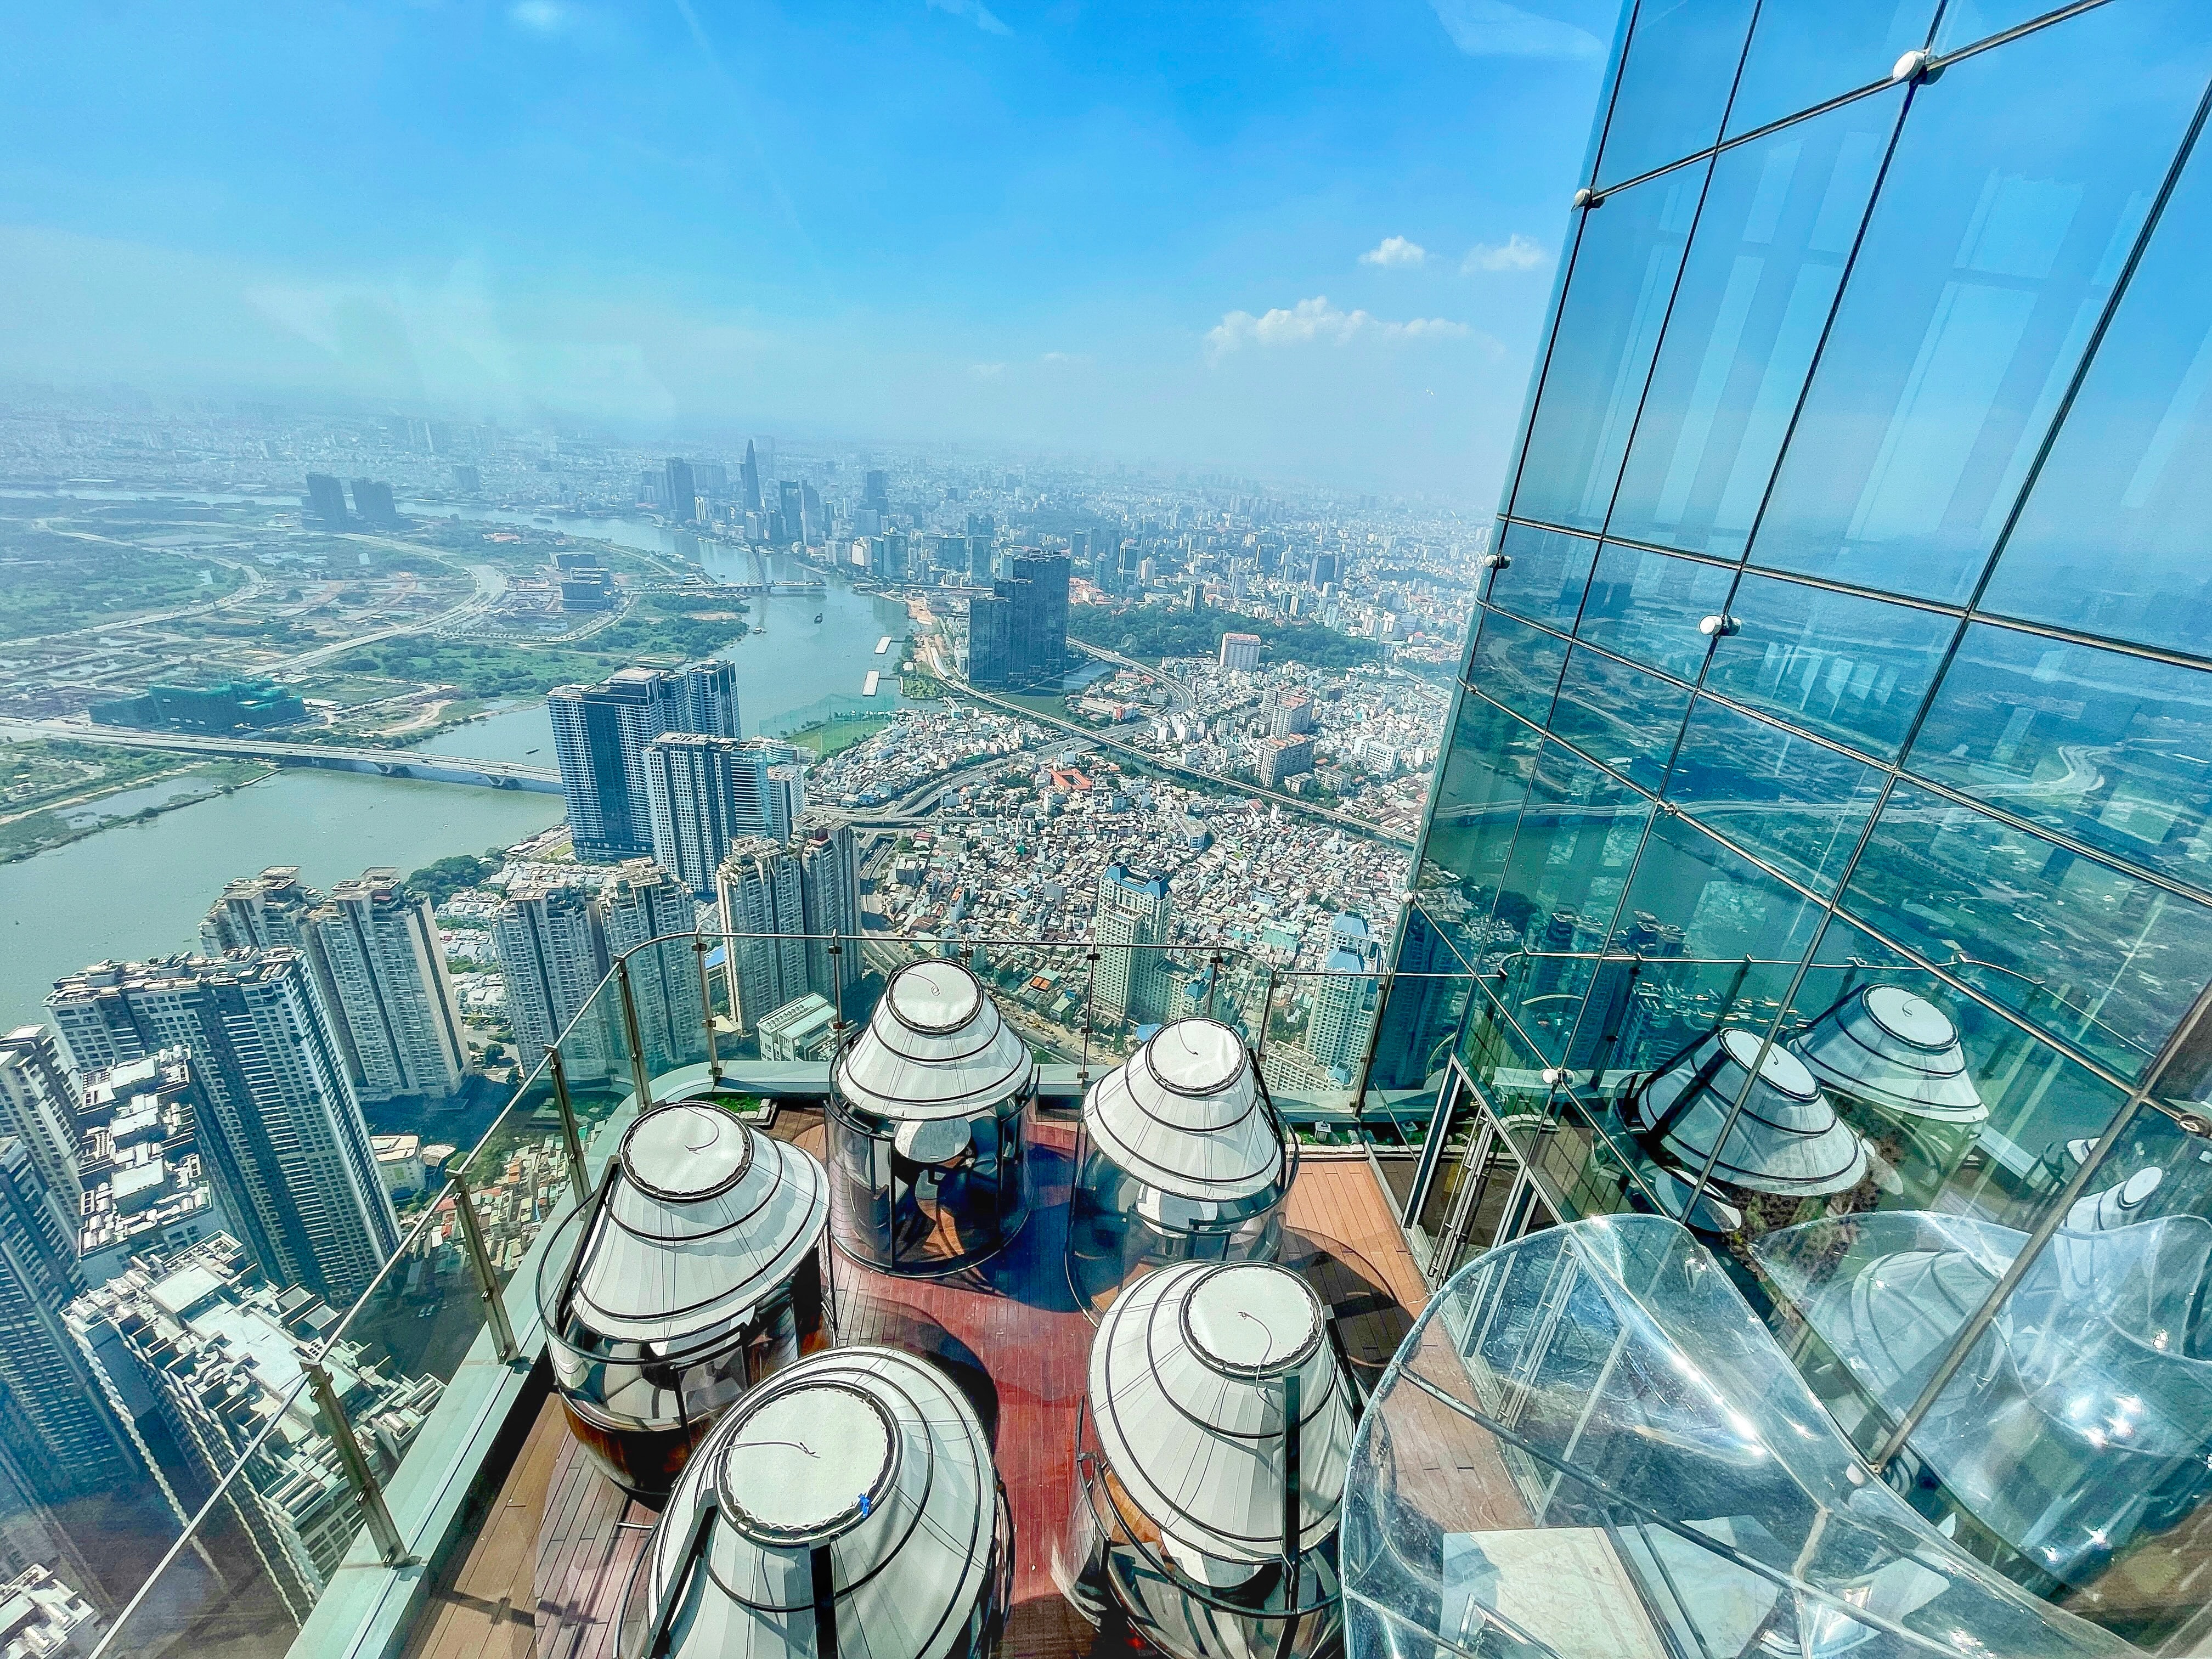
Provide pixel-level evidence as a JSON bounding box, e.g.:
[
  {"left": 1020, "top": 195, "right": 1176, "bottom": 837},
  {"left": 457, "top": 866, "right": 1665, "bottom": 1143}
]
[
  {"left": 537, "top": 1100, "right": 833, "bottom": 1498},
  {"left": 1066, "top": 1018, "right": 1295, "bottom": 1317},
  {"left": 829, "top": 960, "right": 1037, "bottom": 1274},
  {"left": 1375, "top": 0, "right": 2212, "bottom": 1646}
]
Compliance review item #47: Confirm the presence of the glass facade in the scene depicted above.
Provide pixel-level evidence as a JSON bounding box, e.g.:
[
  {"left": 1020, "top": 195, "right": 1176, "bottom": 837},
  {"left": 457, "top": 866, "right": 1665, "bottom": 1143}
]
[{"left": 1383, "top": 2, "right": 2212, "bottom": 1649}]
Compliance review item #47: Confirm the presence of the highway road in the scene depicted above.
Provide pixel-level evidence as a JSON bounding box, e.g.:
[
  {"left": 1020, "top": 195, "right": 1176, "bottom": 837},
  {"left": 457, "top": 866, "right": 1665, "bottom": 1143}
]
[{"left": 0, "top": 719, "right": 561, "bottom": 792}]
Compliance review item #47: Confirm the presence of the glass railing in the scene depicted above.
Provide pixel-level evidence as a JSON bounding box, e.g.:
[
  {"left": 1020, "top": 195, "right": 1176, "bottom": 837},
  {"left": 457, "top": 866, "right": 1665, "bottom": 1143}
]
[{"left": 79, "top": 926, "right": 1441, "bottom": 1659}]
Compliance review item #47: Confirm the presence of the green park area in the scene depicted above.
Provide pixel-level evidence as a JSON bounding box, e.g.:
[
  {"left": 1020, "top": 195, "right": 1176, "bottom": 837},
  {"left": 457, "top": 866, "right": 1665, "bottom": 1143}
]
[
  {"left": 786, "top": 713, "right": 892, "bottom": 759},
  {"left": 1068, "top": 601, "right": 1385, "bottom": 673},
  {"left": 0, "top": 523, "right": 246, "bottom": 641}
]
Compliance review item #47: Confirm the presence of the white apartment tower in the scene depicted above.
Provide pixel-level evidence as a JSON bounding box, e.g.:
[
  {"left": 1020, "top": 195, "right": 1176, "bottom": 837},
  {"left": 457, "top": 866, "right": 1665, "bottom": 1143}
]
[
  {"left": 44, "top": 952, "right": 398, "bottom": 1306},
  {"left": 715, "top": 838, "right": 810, "bottom": 1032},
  {"left": 0, "top": 1027, "right": 81, "bottom": 1205},
  {"left": 644, "top": 734, "right": 803, "bottom": 898},
  {"left": 491, "top": 884, "right": 613, "bottom": 1080},
  {"left": 1092, "top": 863, "right": 1173, "bottom": 1026},
  {"left": 596, "top": 860, "right": 706, "bottom": 1073}
]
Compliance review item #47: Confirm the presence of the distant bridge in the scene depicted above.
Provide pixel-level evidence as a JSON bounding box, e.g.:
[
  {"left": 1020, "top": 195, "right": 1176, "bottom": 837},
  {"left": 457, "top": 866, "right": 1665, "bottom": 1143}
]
[{"left": 1, "top": 720, "right": 563, "bottom": 792}]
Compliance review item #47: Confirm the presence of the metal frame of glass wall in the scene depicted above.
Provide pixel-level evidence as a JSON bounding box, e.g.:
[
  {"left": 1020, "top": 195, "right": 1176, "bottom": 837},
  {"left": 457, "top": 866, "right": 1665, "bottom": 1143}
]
[{"left": 1378, "top": 1, "right": 2212, "bottom": 1651}]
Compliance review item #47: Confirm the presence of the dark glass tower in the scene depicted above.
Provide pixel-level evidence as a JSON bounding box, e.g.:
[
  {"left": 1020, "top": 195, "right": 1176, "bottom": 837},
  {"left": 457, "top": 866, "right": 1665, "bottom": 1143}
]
[{"left": 1383, "top": 3, "right": 2212, "bottom": 1646}]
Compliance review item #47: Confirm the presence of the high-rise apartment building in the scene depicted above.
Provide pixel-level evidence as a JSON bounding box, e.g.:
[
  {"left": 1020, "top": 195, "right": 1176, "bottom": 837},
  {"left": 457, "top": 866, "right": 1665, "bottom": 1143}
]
[
  {"left": 644, "top": 734, "right": 799, "bottom": 896},
  {"left": 715, "top": 838, "right": 809, "bottom": 1031},
  {"left": 348, "top": 478, "right": 397, "bottom": 528},
  {"left": 74, "top": 1049, "right": 225, "bottom": 1282},
  {"left": 0, "top": 1139, "right": 134, "bottom": 1507},
  {"left": 1378, "top": 6, "right": 2212, "bottom": 1645},
  {"left": 800, "top": 825, "right": 862, "bottom": 1012},
  {"left": 1256, "top": 735, "right": 1313, "bottom": 789},
  {"left": 68, "top": 1236, "right": 439, "bottom": 1620},
  {"left": 1306, "top": 915, "right": 1378, "bottom": 1082},
  {"left": 490, "top": 884, "right": 612, "bottom": 1081},
  {"left": 549, "top": 662, "right": 741, "bottom": 861},
  {"left": 0, "top": 1027, "right": 79, "bottom": 1206},
  {"left": 1091, "top": 863, "right": 1171, "bottom": 1028},
  {"left": 595, "top": 860, "right": 704, "bottom": 1074},
  {"left": 203, "top": 867, "right": 467, "bottom": 1103},
  {"left": 302, "top": 473, "right": 347, "bottom": 529},
  {"left": 1218, "top": 633, "right": 1261, "bottom": 672},
  {"left": 45, "top": 953, "right": 396, "bottom": 1304}
]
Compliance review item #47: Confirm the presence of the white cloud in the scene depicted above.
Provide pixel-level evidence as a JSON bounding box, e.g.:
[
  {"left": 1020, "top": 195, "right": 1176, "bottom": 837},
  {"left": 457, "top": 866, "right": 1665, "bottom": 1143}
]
[
  {"left": 926, "top": 0, "right": 1012, "bottom": 36},
  {"left": 508, "top": 0, "right": 584, "bottom": 34},
  {"left": 969, "top": 361, "right": 1007, "bottom": 378},
  {"left": 1205, "top": 297, "right": 1471, "bottom": 363},
  {"left": 1359, "top": 235, "right": 1428, "bottom": 268},
  {"left": 1429, "top": 0, "right": 1602, "bottom": 60},
  {"left": 1462, "top": 234, "right": 1548, "bottom": 273}
]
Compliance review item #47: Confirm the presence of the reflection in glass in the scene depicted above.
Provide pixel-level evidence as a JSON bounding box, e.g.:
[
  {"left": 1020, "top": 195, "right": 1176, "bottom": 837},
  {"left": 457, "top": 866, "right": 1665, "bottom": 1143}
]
[
  {"left": 1910, "top": 624, "right": 2212, "bottom": 891},
  {"left": 1511, "top": 166, "right": 1708, "bottom": 532},
  {"left": 1841, "top": 783, "right": 2212, "bottom": 1079},
  {"left": 1545, "top": 644, "right": 1691, "bottom": 793},
  {"left": 1790, "top": 981, "right": 1987, "bottom": 1210},
  {"left": 1592, "top": 0, "right": 1757, "bottom": 188},
  {"left": 1465, "top": 609, "right": 1567, "bottom": 725},
  {"left": 1484, "top": 521, "right": 1600, "bottom": 629},
  {"left": 1412, "top": 688, "right": 1540, "bottom": 931},
  {"left": 1983, "top": 116, "right": 2212, "bottom": 658},
  {"left": 1611, "top": 89, "right": 1898, "bottom": 556},
  {"left": 1749, "top": 2, "right": 2212, "bottom": 603},
  {"left": 1574, "top": 540, "right": 1737, "bottom": 680},
  {"left": 1624, "top": 1024, "right": 1869, "bottom": 1204},
  {"left": 1665, "top": 695, "right": 1885, "bottom": 893},
  {"left": 1724, "top": 0, "right": 1934, "bottom": 139}
]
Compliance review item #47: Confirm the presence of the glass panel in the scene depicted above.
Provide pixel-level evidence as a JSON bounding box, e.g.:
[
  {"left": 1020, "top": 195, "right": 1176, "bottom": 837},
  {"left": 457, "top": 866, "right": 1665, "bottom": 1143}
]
[
  {"left": 1484, "top": 742, "right": 1654, "bottom": 1064},
  {"left": 1910, "top": 623, "right": 2212, "bottom": 893},
  {"left": 1366, "top": 930, "right": 1475, "bottom": 1094},
  {"left": 1593, "top": 0, "right": 1758, "bottom": 188},
  {"left": 1485, "top": 521, "right": 1600, "bottom": 629},
  {"left": 1545, "top": 644, "right": 1692, "bottom": 793},
  {"left": 1701, "top": 569, "right": 1955, "bottom": 756},
  {"left": 1609, "top": 88, "right": 1898, "bottom": 556},
  {"left": 1510, "top": 163, "right": 1709, "bottom": 533},
  {"left": 1664, "top": 695, "right": 1886, "bottom": 892},
  {"left": 1725, "top": 0, "right": 1936, "bottom": 137},
  {"left": 1982, "top": 114, "right": 2212, "bottom": 659},
  {"left": 1934, "top": 0, "right": 2087, "bottom": 55},
  {"left": 1466, "top": 609, "right": 1568, "bottom": 725},
  {"left": 1840, "top": 781, "right": 2212, "bottom": 1079},
  {"left": 1573, "top": 540, "right": 1737, "bottom": 680},
  {"left": 1413, "top": 689, "right": 1542, "bottom": 928},
  {"left": 1747, "top": 1, "right": 2212, "bottom": 603}
]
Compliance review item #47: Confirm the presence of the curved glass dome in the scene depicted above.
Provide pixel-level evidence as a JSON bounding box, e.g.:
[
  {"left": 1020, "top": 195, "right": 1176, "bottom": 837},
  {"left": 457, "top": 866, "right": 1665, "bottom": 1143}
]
[
  {"left": 829, "top": 961, "right": 1036, "bottom": 1276},
  {"left": 1069, "top": 1020, "right": 1294, "bottom": 1317},
  {"left": 1344, "top": 1215, "right": 2138, "bottom": 1659},
  {"left": 618, "top": 1345, "right": 1011, "bottom": 1659},
  {"left": 1791, "top": 986, "right": 1987, "bottom": 1123},
  {"left": 1756, "top": 1209, "right": 2212, "bottom": 1590},
  {"left": 538, "top": 1100, "right": 832, "bottom": 1497},
  {"left": 1628, "top": 1026, "right": 1868, "bottom": 1201},
  {"left": 1059, "top": 1260, "right": 1352, "bottom": 1659}
]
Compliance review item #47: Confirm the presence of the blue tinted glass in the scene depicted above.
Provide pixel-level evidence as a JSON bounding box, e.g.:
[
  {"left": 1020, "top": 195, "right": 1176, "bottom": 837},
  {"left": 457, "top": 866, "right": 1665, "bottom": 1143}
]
[
  {"left": 1575, "top": 542, "right": 1737, "bottom": 680},
  {"left": 1909, "top": 624, "right": 2212, "bottom": 892},
  {"left": 1934, "top": 0, "right": 2078, "bottom": 55},
  {"left": 1725, "top": 0, "right": 1936, "bottom": 138},
  {"left": 1594, "top": 0, "right": 1758, "bottom": 188},
  {"left": 1701, "top": 572, "right": 1954, "bottom": 757},
  {"left": 1982, "top": 117, "right": 2212, "bottom": 658},
  {"left": 1747, "top": 3, "right": 2212, "bottom": 603},
  {"left": 1602, "top": 814, "right": 1826, "bottom": 1068},
  {"left": 1841, "top": 782, "right": 2212, "bottom": 1079},
  {"left": 1512, "top": 166, "right": 1709, "bottom": 533},
  {"left": 1469, "top": 610, "right": 1569, "bottom": 725},
  {"left": 1610, "top": 91, "right": 1898, "bottom": 556},
  {"left": 1487, "top": 523, "right": 1600, "bottom": 629},
  {"left": 1419, "top": 689, "right": 1542, "bottom": 916},
  {"left": 1548, "top": 646, "right": 1692, "bottom": 792},
  {"left": 1665, "top": 696, "right": 1886, "bottom": 893},
  {"left": 1487, "top": 741, "right": 1654, "bottom": 1062}
]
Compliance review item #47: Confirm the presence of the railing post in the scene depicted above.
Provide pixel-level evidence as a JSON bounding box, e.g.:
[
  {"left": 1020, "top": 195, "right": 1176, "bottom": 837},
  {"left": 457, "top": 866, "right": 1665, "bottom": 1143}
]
[
  {"left": 306, "top": 1359, "right": 406, "bottom": 1566},
  {"left": 694, "top": 935, "right": 723, "bottom": 1084},
  {"left": 1206, "top": 952, "right": 1223, "bottom": 1019},
  {"left": 1255, "top": 964, "right": 1277, "bottom": 1060},
  {"left": 547, "top": 1045, "right": 590, "bottom": 1205},
  {"left": 615, "top": 956, "right": 656, "bottom": 1116},
  {"left": 447, "top": 1167, "right": 520, "bottom": 1363}
]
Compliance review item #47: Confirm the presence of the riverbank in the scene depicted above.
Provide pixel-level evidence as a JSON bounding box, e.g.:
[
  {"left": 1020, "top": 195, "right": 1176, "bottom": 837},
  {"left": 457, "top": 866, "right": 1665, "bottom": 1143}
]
[{"left": 0, "top": 754, "right": 277, "bottom": 865}]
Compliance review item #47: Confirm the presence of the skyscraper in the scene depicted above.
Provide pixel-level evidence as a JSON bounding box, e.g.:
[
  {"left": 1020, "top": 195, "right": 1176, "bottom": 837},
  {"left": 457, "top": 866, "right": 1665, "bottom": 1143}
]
[
  {"left": 0, "top": 1026, "right": 80, "bottom": 1205},
  {"left": 302, "top": 473, "right": 347, "bottom": 528},
  {"left": 715, "top": 838, "right": 808, "bottom": 1031},
  {"left": 967, "top": 591, "right": 1014, "bottom": 686},
  {"left": 800, "top": 825, "right": 862, "bottom": 1012},
  {"left": 348, "top": 478, "right": 397, "bottom": 528},
  {"left": 777, "top": 480, "right": 802, "bottom": 545},
  {"left": 549, "top": 662, "right": 741, "bottom": 861},
  {"left": 861, "top": 469, "right": 888, "bottom": 512},
  {"left": 595, "top": 860, "right": 705, "bottom": 1075},
  {"left": 1380, "top": 6, "right": 2212, "bottom": 1643},
  {"left": 44, "top": 953, "right": 396, "bottom": 1305},
  {"left": 644, "top": 734, "right": 800, "bottom": 898},
  {"left": 1218, "top": 633, "right": 1261, "bottom": 672},
  {"left": 0, "top": 1138, "right": 134, "bottom": 1506},
  {"left": 490, "top": 884, "right": 613, "bottom": 1080},
  {"left": 663, "top": 458, "right": 695, "bottom": 523},
  {"left": 1306, "top": 915, "right": 1378, "bottom": 1082},
  {"left": 1092, "top": 863, "right": 1171, "bottom": 1028},
  {"left": 1008, "top": 551, "right": 1069, "bottom": 682},
  {"left": 740, "top": 439, "right": 763, "bottom": 512}
]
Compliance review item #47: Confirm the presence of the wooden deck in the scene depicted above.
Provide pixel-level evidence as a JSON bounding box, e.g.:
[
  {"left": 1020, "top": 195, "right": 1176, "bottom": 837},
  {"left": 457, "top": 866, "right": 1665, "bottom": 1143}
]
[{"left": 400, "top": 1118, "right": 1423, "bottom": 1659}]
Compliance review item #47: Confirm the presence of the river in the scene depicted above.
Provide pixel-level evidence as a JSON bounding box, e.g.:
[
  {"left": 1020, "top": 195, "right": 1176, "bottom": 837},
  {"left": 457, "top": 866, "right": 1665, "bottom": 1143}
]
[{"left": 0, "top": 496, "right": 915, "bottom": 1029}]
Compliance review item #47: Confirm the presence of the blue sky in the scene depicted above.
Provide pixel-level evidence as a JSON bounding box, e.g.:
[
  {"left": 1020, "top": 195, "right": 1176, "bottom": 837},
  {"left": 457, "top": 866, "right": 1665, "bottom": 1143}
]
[{"left": 0, "top": 0, "right": 1614, "bottom": 495}]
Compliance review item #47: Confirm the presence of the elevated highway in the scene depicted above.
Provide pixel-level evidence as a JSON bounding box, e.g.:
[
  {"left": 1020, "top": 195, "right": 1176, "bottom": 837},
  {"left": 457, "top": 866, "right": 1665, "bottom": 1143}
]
[{"left": 0, "top": 719, "right": 563, "bottom": 793}]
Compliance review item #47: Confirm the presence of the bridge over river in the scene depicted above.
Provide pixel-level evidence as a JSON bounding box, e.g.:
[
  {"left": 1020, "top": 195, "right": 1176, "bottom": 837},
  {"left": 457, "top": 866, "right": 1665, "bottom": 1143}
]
[{"left": 0, "top": 720, "right": 563, "bottom": 792}]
